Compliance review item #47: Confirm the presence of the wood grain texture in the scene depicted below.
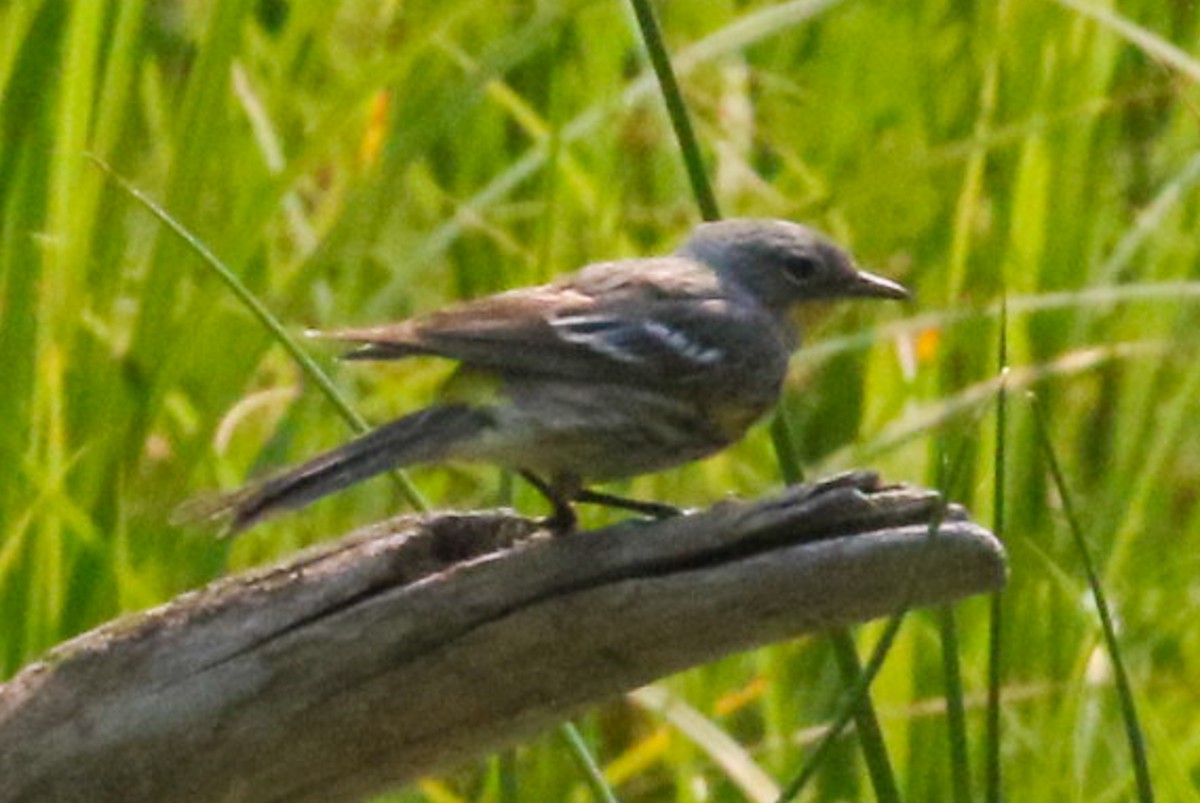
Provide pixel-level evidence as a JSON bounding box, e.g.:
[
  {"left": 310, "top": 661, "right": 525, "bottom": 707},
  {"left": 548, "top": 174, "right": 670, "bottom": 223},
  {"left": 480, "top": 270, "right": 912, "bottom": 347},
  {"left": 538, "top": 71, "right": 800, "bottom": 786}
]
[{"left": 0, "top": 473, "right": 1006, "bottom": 803}]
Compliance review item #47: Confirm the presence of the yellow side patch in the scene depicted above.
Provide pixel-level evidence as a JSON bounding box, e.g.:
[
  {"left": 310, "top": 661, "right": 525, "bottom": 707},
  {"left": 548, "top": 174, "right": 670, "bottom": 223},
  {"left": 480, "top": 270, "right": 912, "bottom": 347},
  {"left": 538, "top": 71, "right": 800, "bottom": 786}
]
[
  {"left": 705, "top": 398, "right": 773, "bottom": 443},
  {"left": 437, "top": 365, "right": 505, "bottom": 406}
]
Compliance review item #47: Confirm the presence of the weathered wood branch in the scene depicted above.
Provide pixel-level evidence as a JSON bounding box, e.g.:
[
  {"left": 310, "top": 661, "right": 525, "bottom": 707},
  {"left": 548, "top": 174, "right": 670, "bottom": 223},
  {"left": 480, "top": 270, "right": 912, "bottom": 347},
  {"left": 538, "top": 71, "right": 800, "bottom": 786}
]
[{"left": 0, "top": 473, "right": 1006, "bottom": 803}]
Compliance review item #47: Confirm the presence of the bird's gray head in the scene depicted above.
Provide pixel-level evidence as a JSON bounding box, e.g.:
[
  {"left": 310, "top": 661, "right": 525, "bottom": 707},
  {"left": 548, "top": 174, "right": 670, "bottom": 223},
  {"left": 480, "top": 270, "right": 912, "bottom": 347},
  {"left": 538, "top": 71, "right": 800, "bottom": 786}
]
[{"left": 676, "top": 219, "right": 908, "bottom": 311}]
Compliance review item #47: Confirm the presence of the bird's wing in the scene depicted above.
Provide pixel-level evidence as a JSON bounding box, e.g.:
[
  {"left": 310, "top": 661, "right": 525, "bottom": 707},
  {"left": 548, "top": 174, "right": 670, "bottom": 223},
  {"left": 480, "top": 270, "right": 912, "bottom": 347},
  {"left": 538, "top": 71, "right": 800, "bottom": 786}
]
[{"left": 315, "top": 257, "right": 757, "bottom": 383}]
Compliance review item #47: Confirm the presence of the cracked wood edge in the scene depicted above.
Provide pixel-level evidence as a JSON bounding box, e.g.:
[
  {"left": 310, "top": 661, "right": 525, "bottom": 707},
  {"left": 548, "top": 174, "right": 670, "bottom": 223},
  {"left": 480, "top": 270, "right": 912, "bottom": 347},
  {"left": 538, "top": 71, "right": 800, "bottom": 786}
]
[{"left": 0, "top": 473, "right": 1007, "bottom": 803}]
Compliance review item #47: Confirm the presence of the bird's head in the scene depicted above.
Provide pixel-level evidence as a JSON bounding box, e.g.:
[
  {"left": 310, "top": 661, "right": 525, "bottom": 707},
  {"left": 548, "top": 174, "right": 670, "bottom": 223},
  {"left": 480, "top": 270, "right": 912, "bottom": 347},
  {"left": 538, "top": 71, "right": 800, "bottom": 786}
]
[{"left": 676, "top": 219, "right": 909, "bottom": 312}]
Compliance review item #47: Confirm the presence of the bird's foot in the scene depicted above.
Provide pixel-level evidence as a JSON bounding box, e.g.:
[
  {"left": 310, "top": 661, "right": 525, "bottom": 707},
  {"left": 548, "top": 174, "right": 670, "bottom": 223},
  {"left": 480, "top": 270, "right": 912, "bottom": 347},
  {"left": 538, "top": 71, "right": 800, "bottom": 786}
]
[
  {"left": 520, "top": 471, "right": 682, "bottom": 534},
  {"left": 572, "top": 488, "right": 682, "bottom": 520}
]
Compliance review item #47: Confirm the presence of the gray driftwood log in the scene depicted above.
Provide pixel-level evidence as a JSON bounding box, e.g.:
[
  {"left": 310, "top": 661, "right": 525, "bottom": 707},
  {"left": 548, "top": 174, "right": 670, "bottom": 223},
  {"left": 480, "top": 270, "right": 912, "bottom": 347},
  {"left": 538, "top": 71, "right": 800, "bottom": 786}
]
[{"left": 0, "top": 472, "right": 1006, "bottom": 803}]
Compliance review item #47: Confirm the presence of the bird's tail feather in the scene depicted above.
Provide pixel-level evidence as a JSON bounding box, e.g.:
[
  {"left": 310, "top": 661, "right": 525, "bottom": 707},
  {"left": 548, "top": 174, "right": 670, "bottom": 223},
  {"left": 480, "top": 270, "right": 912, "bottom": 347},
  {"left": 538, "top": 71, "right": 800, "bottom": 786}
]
[{"left": 175, "top": 403, "right": 491, "bottom": 535}]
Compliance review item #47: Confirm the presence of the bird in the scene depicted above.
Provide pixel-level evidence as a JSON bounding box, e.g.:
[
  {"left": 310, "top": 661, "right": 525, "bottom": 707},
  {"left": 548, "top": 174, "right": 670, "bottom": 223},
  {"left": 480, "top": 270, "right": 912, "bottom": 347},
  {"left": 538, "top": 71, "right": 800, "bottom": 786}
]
[{"left": 180, "top": 218, "right": 909, "bottom": 535}]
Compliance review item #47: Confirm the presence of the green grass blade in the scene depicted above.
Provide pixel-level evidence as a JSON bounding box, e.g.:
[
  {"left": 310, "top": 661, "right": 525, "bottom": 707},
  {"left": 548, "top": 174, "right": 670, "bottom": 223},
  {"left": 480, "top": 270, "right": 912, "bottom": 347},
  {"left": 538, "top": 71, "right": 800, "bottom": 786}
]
[
  {"left": 627, "top": 0, "right": 719, "bottom": 221},
  {"left": 986, "top": 298, "right": 1009, "bottom": 803},
  {"left": 775, "top": 614, "right": 906, "bottom": 803},
  {"left": 1051, "top": 0, "right": 1200, "bottom": 84},
  {"left": 828, "top": 633, "right": 902, "bottom": 803},
  {"left": 630, "top": 684, "right": 780, "bottom": 803},
  {"left": 91, "top": 157, "right": 429, "bottom": 514},
  {"left": 1028, "top": 392, "right": 1154, "bottom": 803},
  {"left": 560, "top": 722, "right": 623, "bottom": 803},
  {"left": 936, "top": 425, "right": 986, "bottom": 803},
  {"left": 771, "top": 415, "right": 900, "bottom": 801},
  {"left": 938, "top": 605, "right": 970, "bottom": 803}
]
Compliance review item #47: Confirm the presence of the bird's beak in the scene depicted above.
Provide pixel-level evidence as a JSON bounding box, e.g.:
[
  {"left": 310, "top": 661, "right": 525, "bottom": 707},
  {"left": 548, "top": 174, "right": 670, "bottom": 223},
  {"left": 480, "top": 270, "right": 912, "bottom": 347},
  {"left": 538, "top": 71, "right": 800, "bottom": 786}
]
[{"left": 850, "top": 268, "right": 910, "bottom": 300}]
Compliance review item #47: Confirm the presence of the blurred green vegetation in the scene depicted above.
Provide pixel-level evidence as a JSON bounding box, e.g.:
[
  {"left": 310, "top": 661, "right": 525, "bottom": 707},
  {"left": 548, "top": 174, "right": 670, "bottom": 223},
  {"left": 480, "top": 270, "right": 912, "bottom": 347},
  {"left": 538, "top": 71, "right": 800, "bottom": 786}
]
[{"left": 2, "top": 0, "right": 1199, "bottom": 800}]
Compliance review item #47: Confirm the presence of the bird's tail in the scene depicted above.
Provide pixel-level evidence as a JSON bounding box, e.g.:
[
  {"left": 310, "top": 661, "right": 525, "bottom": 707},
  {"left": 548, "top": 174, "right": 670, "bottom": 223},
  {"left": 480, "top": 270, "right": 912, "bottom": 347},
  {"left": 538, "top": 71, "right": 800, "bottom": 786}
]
[{"left": 175, "top": 403, "right": 492, "bottom": 535}]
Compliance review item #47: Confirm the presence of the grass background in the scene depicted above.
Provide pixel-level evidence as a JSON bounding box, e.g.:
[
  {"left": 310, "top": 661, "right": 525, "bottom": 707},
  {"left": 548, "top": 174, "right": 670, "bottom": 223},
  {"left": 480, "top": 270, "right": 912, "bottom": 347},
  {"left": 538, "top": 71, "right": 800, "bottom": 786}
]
[{"left": 2, "top": 0, "right": 1199, "bottom": 800}]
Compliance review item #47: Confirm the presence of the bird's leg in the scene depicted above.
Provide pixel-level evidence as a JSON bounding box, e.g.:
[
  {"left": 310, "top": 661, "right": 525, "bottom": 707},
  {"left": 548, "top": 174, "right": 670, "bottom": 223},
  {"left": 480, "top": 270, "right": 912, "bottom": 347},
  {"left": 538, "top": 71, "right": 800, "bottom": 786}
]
[
  {"left": 518, "top": 471, "right": 681, "bottom": 532},
  {"left": 572, "top": 488, "right": 681, "bottom": 519},
  {"left": 519, "top": 470, "right": 577, "bottom": 535}
]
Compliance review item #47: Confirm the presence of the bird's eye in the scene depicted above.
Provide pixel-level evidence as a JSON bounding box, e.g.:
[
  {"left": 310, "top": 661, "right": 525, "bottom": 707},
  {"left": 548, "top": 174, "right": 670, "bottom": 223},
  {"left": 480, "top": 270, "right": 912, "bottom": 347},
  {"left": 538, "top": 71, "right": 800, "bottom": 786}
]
[{"left": 782, "top": 255, "right": 819, "bottom": 285}]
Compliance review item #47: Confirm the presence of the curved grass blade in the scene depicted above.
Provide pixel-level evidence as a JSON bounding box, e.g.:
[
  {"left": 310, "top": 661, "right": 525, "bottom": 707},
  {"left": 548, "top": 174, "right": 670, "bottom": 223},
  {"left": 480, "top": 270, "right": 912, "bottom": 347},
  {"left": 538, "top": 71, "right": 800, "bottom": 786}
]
[
  {"left": 1029, "top": 392, "right": 1154, "bottom": 803},
  {"left": 89, "top": 155, "right": 429, "bottom": 514}
]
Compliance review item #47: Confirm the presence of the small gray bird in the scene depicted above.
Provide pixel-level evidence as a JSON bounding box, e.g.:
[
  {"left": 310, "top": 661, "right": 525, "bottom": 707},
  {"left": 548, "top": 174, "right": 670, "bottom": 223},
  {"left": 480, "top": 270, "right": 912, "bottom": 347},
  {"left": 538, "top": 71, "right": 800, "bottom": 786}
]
[{"left": 184, "top": 219, "right": 908, "bottom": 534}]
